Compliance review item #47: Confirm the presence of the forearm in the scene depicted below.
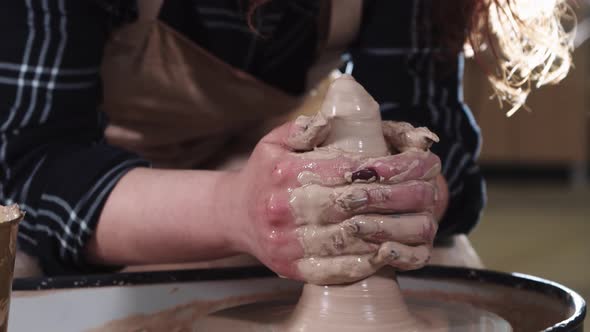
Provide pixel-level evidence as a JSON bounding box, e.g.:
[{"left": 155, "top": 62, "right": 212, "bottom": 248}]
[
  {"left": 86, "top": 167, "right": 240, "bottom": 266},
  {"left": 85, "top": 156, "right": 448, "bottom": 269}
]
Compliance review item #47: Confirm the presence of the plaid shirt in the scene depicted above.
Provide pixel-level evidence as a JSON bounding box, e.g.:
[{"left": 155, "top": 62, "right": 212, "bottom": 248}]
[{"left": 0, "top": 0, "right": 485, "bottom": 275}]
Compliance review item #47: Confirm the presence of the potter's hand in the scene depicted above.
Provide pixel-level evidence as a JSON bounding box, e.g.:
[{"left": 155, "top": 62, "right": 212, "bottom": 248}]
[
  {"left": 382, "top": 121, "right": 439, "bottom": 153},
  {"left": 293, "top": 121, "right": 444, "bottom": 284},
  {"left": 228, "top": 117, "right": 441, "bottom": 284},
  {"left": 382, "top": 121, "right": 449, "bottom": 222}
]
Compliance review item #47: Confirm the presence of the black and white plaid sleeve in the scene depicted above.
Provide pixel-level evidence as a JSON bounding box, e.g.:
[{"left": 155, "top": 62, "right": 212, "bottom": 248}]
[
  {"left": 0, "top": 1, "right": 149, "bottom": 275},
  {"left": 349, "top": 0, "right": 486, "bottom": 239}
]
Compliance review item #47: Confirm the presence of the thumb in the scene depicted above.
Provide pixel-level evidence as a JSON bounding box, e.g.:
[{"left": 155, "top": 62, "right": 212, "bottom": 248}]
[
  {"left": 382, "top": 121, "right": 439, "bottom": 152},
  {"left": 262, "top": 112, "right": 332, "bottom": 151}
]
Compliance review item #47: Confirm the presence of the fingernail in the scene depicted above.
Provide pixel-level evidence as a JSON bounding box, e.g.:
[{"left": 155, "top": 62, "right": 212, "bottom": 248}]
[
  {"left": 350, "top": 168, "right": 378, "bottom": 182},
  {"left": 336, "top": 189, "right": 369, "bottom": 211},
  {"left": 343, "top": 220, "right": 361, "bottom": 234},
  {"left": 348, "top": 196, "right": 369, "bottom": 209},
  {"left": 389, "top": 249, "right": 400, "bottom": 261}
]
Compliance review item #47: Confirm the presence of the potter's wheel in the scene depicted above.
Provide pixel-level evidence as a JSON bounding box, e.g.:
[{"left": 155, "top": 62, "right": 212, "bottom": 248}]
[
  {"left": 198, "top": 296, "right": 512, "bottom": 331},
  {"left": 9, "top": 266, "right": 586, "bottom": 331},
  {"left": 197, "top": 267, "right": 513, "bottom": 332}
]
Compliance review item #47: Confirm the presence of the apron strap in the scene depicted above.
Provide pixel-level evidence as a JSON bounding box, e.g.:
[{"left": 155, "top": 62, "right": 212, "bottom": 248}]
[{"left": 137, "top": 0, "right": 165, "bottom": 21}]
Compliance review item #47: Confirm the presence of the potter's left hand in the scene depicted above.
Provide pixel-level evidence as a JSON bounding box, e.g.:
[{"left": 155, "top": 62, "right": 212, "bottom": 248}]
[
  {"left": 289, "top": 118, "right": 446, "bottom": 284},
  {"left": 226, "top": 113, "right": 445, "bottom": 285}
]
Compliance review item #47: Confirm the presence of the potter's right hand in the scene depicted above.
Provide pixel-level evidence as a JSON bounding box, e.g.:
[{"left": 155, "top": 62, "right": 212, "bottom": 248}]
[{"left": 227, "top": 114, "right": 441, "bottom": 285}]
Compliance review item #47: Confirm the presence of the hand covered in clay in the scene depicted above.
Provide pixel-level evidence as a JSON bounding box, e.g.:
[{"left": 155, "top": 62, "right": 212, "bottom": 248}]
[{"left": 229, "top": 114, "right": 442, "bottom": 285}]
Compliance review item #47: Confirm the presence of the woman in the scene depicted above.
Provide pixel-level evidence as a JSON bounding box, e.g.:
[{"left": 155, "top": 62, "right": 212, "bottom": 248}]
[{"left": 0, "top": 0, "right": 573, "bottom": 280}]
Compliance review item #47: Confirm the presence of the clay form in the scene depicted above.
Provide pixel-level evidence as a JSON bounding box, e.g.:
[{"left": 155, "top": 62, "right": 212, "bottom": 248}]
[{"left": 316, "top": 75, "right": 389, "bottom": 158}]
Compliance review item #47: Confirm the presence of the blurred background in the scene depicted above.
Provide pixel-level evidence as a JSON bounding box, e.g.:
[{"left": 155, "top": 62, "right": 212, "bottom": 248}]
[{"left": 464, "top": 0, "right": 589, "bottom": 325}]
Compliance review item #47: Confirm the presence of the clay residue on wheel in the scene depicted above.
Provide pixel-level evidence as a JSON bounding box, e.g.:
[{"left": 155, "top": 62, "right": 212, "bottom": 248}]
[
  {"left": 403, "top": 283, "right": 568, "bottom": 332},
  {"left": 85, "top": 291, "right": 298, "bottom": 332}
]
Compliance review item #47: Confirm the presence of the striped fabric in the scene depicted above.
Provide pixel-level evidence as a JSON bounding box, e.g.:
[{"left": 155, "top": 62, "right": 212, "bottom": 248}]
[
  {"left": 0, "top": 0, "right": 485, "bottom": 275},
  {"left": 351, "top": 1, "right": 485, "bottom": 238}
]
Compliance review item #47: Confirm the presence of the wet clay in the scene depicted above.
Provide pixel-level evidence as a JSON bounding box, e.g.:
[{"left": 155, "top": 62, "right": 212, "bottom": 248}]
[
  {"left": 315, "top": 75, "right": 389, "bottom": 158},
  {"left": 86, "top": 290, "right": 299, "bottom": 332},
  {"left": 0, "top": 204, "right": 23, "bottom": 332},
  {"left": 381, "top": 121, "right": 440, "bottom": 153}
]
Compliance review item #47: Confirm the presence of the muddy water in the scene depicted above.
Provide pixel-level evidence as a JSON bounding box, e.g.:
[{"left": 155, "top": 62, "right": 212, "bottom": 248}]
[
  {"left": 193, "top": 295, "right": 512, "bottom": 332},
  {"left": 87, "top": 288, "right": 513, "bottom": 332},
  {"left": 84, "top": 271, "right": 581, "bottom": 332},
  {"left": 88, "top": 297, "right": 512, "bottom": 332}
]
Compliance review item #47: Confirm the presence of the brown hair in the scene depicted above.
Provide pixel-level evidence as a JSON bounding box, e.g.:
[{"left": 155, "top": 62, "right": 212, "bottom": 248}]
[{"left": 250, "top": 0, "right": 576, "bottom": 115}]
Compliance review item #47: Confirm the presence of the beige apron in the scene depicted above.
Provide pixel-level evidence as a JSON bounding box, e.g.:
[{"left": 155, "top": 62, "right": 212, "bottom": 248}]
[{"left": 100, "top": 0, "right": 362, "bottom": 169}]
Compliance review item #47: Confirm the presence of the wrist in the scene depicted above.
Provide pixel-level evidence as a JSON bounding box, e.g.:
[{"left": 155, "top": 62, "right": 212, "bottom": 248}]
[{"left": 213, "top": 170, "right": 249, "bottom": 254}]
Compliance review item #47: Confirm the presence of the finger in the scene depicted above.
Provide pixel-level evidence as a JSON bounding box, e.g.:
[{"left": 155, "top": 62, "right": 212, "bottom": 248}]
[
  {"left": 286, "top": 113, "right": 331, "bottom": 151},
  {"left": 260, "top": 113, "right": 331, "bottom": 152},
  {"left": 295, "top": 213, "right": 436, "bottom": 257},
  {"left": 353, "top": 150, "right": 441, "bottom": 183},
  {"left": 296, "top": 242, "right": 432, "bottom": 284},
  {"left": 342, "top": 213, "right": 437, "bottom": 245},
  {"left": 296, "top": 254, "right": 382, "bottom": 285},
  {"left": 382, "top": 121, "right": 439, "bottom": 152},
  {"left": 272, "top": 154, "right": 357, "bottom": 187},
  {"left": 276, "top": 150, "right": 440, "bottom": 188},
  {"left": 290, "top": 181, "right": 436, "bottom": 225},
  {"left": 373, "top": 242, "right": 431, "bottom": 271},
  {"left": 346, "top": 182, "right": 437, "bottom": 216},
  {"left": 296, "top": 224, "right": 378, "bottom": 257}
]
